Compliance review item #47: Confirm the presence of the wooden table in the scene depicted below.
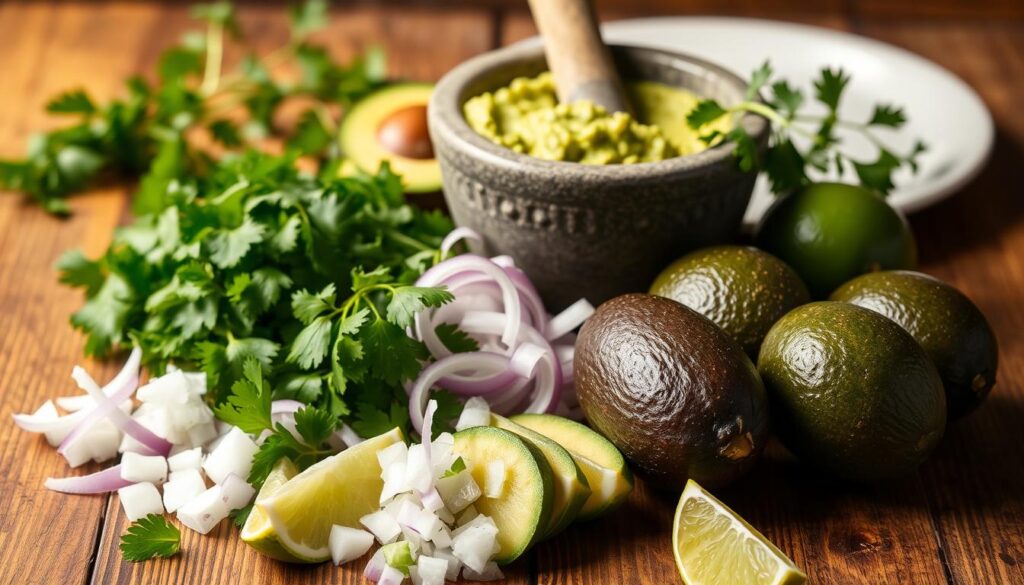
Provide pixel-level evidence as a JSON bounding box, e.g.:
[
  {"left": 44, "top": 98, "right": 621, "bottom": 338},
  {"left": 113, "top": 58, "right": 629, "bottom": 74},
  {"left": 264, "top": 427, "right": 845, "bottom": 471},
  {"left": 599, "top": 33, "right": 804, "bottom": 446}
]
[{"left": 1, "top": 1, "right": 1021, "bottom": 584}]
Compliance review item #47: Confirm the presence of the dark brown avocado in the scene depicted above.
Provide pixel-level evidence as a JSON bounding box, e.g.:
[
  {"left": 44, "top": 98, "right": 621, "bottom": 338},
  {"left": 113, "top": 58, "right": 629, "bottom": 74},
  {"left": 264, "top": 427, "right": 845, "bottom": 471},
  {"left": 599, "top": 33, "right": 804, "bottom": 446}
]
[
  {"left": 830, "top": 270, "right": 998, "bottom": 419},
  {"left": 575, "top": 293, "right": 769, "bottom": 490}
]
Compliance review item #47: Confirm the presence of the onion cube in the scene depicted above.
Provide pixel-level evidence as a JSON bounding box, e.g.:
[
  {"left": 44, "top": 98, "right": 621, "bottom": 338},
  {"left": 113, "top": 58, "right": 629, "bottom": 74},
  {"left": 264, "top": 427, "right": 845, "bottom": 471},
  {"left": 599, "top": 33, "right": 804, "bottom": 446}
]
[
  {"left": 413, "top": 555, "right": 448, "bottom": 585},
  {"left": 436, "top": 470, "right": 481, "bottom": 513},
  {"left": 360, "top": 509, "right": 402, "bottom": 544},
  {"left": 379, "top": 459, "right": 409, "bottom": 505},
  {"left": 452, "top": 515, "right": 498, "bottom": 573},
  {"left": 420, "top": 487, "right": 445, "bottom": 513},
  {"left": 136, "top": 370, "right": 190, "bottom": 405},
  {"left": 378, "top": 565, "right": 405, "bottom": 585},
  {"left": 404, "top": 444, "right": 433, "bottom": 494},
  {"left": 177, "top": 485, "right": 229, "bottom": 534},
  {"left": 463, "top": 561, "right": 504, "bottom": 581},
  {"left": 218, "top": 473, "right": 256, "bottom": 510},
  {"left": 29, "top": 400, "right": 64, "bottom": 447},
  {"left": 483, "top": 460, "right": 506, "bottom": 499},
  {"left": 187, "top": 422, "right": 218, "bottom": 447},
  {"left": 397, "top": 500, "right": 440, "bottom": 541},
  {"left": 66, "top": 418, "right": 122, "bottom": 467},
  {"left": 118, "top": 482, "right": 164, "bottom": 521},
  {"left": 329, "top": 525, "right": 374, "bottom": 565},
  {"left": 455, "top": 397, "right": 491, "bottom": 431},
  {"left": 167, "top": 447, "right": 203, "bottom": 472},
  {"left": 431, "top": 547, "right": 463, "bottom": 581},
  {"left": 202, "top": 427, "right": 258, "bottom": 484},
  {"left": 456, "top": 505, "right": 479, "bottom": 526},
  {"left": 431, "top": 525, "right": 452, "bottom": 549},
  {"left": 378, "top": 441, "right": 409, "bottom": 472},
  {"left": 121, "top": 452, "right": 168, "bottom": 484},
  {"left": 163, "top": 469, "right": 207, "bottom": 513},
  {"left": 435, "top": 506, "right": 455, "bottom": 525}
]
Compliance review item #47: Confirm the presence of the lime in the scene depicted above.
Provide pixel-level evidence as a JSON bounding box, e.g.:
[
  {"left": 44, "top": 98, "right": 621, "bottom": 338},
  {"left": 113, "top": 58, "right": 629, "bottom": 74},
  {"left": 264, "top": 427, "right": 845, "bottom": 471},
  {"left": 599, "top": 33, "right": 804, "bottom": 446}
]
[
  {"left": 755, "top": 182, "right": 916, "bottom": 297},
  {"left": 240, "top": 458, "right": 305, "bottom": 562},
  {"left": 674, "top": 480, "right": 806, "bottom": 585},
  {"left": 258, "top": 427, "right": 404, "bottom": 562}
]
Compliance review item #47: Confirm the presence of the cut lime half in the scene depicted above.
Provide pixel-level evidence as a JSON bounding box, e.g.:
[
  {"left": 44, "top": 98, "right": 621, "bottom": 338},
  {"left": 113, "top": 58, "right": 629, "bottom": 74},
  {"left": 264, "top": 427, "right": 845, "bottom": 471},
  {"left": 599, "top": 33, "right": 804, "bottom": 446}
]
[{"left": 674, "top": 480, "right": 806, "bottom": 585}]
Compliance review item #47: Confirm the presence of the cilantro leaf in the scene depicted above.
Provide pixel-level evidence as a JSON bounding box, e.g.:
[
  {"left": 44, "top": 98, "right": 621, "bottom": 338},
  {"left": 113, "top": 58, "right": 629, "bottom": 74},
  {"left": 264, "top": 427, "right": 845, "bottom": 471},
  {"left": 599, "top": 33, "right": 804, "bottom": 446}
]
[
  {"left": 213, "top": 357, "right": 272, "bottom": 433},
  {"left": 868, "top": 104, "right": 907, "bottom": 128},
  {"left": 359, "top": 318, "right": 427, "bottom": 385},
  {"left": 442, "top": 457, "right": 467, "bottom": 478},
  {"left": 292, "top": 284, "right": 336, "bottom": 325},
  {"left": 685, "top": 100, "right": 727, "bottom": 129},
  {"left": 386, "top": 286, "right": 454, "bottom": 328},
  {"left": 745, "top": 61, "right": 773, "bottom": 100},
  {"left": 770, "top": 81, "right": 803, "bottom": 120},
  {"left": 287, "top": 316, "right": 333, "bottom": 369},
  {"left": 435, "top": 322, "right": 479, "bottom": 353},
  {"left": 56, "top": 249, "right": 105, "bottom": 297},
  {"left": 351, "top": 401, "right": 409, "bottom": 439},
  {"left": 290, "top": 0, "right": 329, "bottom": 40},
  {"left": 46, "top": 90, "right": 96, "bottom": 115},
  {"left": 814, "top": 67, "right": 850, "bottom": 113},
  {"left": 293, "top": 406, "right": 336, "bottom": 445},
  {"left": 208, "top": 218, "right": 265, "bottom": 269},
  {"left": 853, "top": 149, "right": 903, "bottom": 194},
  {"left": 119, "top": 514, "right": 181, "bottom": 562}
]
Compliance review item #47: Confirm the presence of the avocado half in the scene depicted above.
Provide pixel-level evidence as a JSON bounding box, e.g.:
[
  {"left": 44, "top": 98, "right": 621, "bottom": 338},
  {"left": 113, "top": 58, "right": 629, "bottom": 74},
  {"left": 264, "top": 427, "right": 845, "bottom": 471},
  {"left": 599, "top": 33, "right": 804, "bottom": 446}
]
[{"left": 339, "top": 83, "right": 442, "bottom": 195}]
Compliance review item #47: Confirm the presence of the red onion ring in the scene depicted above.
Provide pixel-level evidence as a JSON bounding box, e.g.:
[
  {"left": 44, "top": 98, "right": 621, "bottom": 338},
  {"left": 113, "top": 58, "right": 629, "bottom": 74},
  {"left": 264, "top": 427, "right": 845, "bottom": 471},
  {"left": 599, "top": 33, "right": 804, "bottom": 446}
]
[
  {"left": 546, "top": 299, "right": 595, "bottom": 341},
  {"left": 55, "top": 347, "right": 143, "bottom": 412},
  {"left": 408, "top": 352, "right": 510, "bottom": 433},
  {"left": 440, "top": 227, "right": 482, "bottom": 256},
  {"left": 44, "top": 465, "right": 134, "bottom": 495}
]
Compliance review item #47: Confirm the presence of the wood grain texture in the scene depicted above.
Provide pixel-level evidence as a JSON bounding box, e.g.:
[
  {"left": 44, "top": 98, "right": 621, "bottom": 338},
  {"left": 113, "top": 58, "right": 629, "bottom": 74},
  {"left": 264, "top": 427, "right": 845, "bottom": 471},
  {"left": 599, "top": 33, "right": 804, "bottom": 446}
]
[{"left": 1, "top": 1, "right": 1023, "bottom": 585}]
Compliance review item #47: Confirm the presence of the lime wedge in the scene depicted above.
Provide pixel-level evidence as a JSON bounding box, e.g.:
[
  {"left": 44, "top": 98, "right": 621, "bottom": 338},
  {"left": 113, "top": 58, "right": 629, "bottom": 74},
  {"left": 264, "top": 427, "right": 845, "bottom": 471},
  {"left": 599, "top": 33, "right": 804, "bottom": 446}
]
[
  {"left": 241, "top": 458, "right": 305, "bottom": 562},
  {"left": 258, "top": 427, "right": 404, "bottom": 562},
  {"left": 674, "top": 480, "right": 806, "bottom": 585}
]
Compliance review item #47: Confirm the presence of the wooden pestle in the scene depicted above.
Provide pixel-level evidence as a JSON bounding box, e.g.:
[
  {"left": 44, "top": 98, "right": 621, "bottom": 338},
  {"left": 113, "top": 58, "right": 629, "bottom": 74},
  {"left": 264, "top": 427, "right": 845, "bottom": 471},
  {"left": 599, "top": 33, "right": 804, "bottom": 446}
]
[{"left": 527, "top": 0, "right": 632, "bottom": 114}]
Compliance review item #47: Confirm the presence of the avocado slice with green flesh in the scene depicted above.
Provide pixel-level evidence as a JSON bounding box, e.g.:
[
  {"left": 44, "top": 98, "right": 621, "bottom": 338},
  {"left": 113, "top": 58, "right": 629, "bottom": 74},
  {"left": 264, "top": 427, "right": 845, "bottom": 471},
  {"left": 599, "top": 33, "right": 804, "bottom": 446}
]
[
  {"left": 339, "top": 83, "right": 441, "bottom": 194},
  {"left": 758, "top": 301, "right": 946, "bottom": 481},
  {"left": 508, "top": 413, "right": 632, "bottom": 521},
  {"left": 575, "top": 294, "right": 770, "bottom": 491},
  {"left": 489, "top": 414, "right": 591, "bottom": 537},
  {"left": 831, "top": 270, "right": 998, "bottom": 419},
  {"left": 452, "top": 426, "right": 554, "bottom": 564},
  {"left": 650, "top": 245, "right": 810, "bottom": 358}
]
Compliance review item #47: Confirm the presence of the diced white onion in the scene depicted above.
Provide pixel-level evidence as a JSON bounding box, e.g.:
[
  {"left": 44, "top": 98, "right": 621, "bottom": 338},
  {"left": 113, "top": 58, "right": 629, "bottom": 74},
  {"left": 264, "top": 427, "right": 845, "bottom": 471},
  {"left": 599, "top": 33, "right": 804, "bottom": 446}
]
[
  {"left": 162, "top": 469, "right": 207, "bottom": 514},
  {"left": 483, "top": 459, "right": 507, "bottom": 499},
  {"left": 451, "top": 514, "right": 499, "bottom": 573},
  {"left": 463, "top": 561, "right": 505, "bottom": 581},
  {"left": 177, "top": 485, "right": 229, "bottom": 534},
  {"left": 118, "top": 482, "right": 164, "bottom": 521},
  {"left": 414, "top": 555, "right": 448, "bottom": 585},
  {"left": 167, "top": 447, "right": 203, "bottom": 472},
  {"left": 360, "top": 509, "right": 402, "bottom": 545},
  {"left": 436, "top": 469, "right": 481, "bottom": 514},
  {"left": 455, "top": 397, "right": 491, "bottom": 431},
  {"left": 329, "top": 525, "right": 375, "bottom": 565},
  {"left": 120, "top": 452, "right": 168, "bottom": 484},
  {"left": 218, "top": 473, "right": 255, "bottom": 510},
  {"left": 202, "top": 427, "right": 258, "bottom": 485}
]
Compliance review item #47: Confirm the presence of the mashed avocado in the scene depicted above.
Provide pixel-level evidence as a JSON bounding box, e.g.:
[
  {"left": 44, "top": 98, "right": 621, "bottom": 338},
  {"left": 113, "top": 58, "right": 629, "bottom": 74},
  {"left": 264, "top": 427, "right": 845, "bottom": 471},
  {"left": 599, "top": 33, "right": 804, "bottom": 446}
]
[{"left": 463, "top": 72, "right": 720, "bottom": 164}]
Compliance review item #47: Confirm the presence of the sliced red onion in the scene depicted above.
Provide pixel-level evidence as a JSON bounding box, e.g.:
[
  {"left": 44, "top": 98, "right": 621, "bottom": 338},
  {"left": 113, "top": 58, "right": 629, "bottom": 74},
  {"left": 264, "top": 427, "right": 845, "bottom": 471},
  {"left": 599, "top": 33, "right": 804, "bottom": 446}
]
[
  {"left": 408, "top": 353, "right": 509, "bottom": 434},
  {"left": 510, "top": 343, "right": 546, "bottom": 378},
  {"left": 45, "top": 465, "right": 134, "bottom": 494},
  {"left": 57, "top": 351, "right": 144, "bottom": 457},
  {"left": 440, "top": 227, "right": 482, "bottom": 256},
  {"left": 271, "top": 400, "right": 304, "bottom": 415},
  {"left": 546, "top": 299, "right": 595, "bottom": 341},
  {"left": 67, "top": 367, "right": 172, "bottom": 457},
  {"left": 501, "top": 265, "right": 548, "bottom": 337},
  {"left": 364, "top": 548, "right": 386, "bottom": 581},
  {"left": 12, "top": 401, "right": 84, "bottom": 436},
  {"left": 416, "top": 255, "right": 521, "bottom": 348},
  {"left": 54, "top": 347, "right": 142, "bottom": 412},
  {"left": 489, "top": 255, "right": 515, "bottom": 268}
]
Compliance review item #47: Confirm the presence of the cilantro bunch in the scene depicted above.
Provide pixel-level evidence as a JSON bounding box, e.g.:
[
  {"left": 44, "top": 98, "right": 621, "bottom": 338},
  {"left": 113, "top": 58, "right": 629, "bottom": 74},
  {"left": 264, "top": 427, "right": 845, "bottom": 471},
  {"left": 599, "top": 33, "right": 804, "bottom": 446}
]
[
  {"left": 0, "top": 0, "right": 383, "bottom": 214},
  {"left": 58, "top": 153, "right": 456, "bottom": 434},
  {"left": 687, "top": 62, "right": 926, "bottom": 196}
]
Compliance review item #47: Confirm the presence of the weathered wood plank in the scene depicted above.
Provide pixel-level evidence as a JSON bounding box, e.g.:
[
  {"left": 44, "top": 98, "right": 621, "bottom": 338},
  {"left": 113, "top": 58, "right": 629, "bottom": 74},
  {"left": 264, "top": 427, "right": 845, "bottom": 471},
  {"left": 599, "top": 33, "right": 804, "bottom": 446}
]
[{"left": 861, "top": 21, "right": 1024, "bottom": 585}]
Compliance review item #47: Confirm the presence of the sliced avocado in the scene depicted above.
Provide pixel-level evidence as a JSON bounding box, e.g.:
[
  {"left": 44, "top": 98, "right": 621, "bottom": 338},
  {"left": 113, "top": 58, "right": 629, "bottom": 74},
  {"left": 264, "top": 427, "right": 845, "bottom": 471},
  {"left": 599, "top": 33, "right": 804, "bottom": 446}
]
[
  {"left": 650, "top": 245, "right": 810, "bottom": 358},
  {"left": 831, "top": 270, "right": 998, "bottom": 419},
  {"left": 339, "top": 83, "right": 441, "bottom": 194},
  {"left": 758, "top": 301, "right": 946, "bottom": 481},
  {"left": 510, "top": 413, "right": 633, "bottom": 520},
  {"left": 490, "top": 414, "right": 591, "bottom": 538},
  {"left": 452, "top": 426, "right": 554, "bottom": 565},
  {"left": 574, "top": 294, "right": 769, "bottom": 491}
]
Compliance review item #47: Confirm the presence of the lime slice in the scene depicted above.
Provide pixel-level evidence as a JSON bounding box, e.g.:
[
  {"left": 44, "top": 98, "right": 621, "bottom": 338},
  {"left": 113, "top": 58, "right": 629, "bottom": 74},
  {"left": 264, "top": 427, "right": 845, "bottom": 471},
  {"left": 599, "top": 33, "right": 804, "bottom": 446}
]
[
  {"left": 240, "top": 458, "right": 305, "bottom": 562},
  {"left": 258, "top": 427, "right": 404, "bottom": 562},
  {"left": 674, "top": 480, "right": 806, "bottom": 585}
]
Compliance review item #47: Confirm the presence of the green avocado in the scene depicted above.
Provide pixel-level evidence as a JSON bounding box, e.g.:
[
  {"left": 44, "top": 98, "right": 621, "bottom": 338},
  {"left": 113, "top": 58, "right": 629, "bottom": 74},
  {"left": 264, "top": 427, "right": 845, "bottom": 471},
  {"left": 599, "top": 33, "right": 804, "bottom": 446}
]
[
  {"left": 831, "top": 270, "right": 998, "bottom": 419},
  {"left": 575, "top": 294, "right": 770, "bottom": 490},
  {"left": 339, "top": 83, "right": 442, "bottom": 194},
  {"left": 754, "top": 183, "right": 917, "bottom": 297},
  {"left": 650, "top": 245, "right": 810, "bottom": 358},
  {"left": 758, "top": 302, "right": 946, "bottom": 481}
]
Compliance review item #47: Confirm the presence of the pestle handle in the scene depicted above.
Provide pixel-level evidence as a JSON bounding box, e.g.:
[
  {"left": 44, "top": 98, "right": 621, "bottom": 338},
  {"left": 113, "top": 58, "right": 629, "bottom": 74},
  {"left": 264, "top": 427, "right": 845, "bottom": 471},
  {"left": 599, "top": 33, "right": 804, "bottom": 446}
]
[{"left": 527, "top": 0, "right": 631, "bottom": 114}]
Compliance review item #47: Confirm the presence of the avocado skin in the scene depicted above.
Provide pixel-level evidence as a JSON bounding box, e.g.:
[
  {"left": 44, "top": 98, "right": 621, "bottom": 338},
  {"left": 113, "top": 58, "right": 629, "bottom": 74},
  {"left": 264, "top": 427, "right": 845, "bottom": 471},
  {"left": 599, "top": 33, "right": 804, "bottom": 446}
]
[
  {"left": 831, "top": 271, "right": 998, "bottom": 419},
  {"left": 650, "top": 245, "right": 810, "bottom": 358},
  {"left": 758, "top": 302, "right": 946, "bottom": 481},
  {"left": 575, "top": 293, "right": 769, "bottom": 490},
  {"left": 754, "top": 182, "right": 917, "bottom": 298}
]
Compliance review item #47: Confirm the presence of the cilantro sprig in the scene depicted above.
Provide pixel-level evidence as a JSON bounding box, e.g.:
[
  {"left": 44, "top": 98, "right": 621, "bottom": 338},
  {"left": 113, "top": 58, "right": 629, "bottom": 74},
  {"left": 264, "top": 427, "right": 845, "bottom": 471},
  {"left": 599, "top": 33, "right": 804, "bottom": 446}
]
[
  {"left": 119, "top": 514, "right": 181, "bottom": 562},
  {"left": 0, "top": 0, "right": 385, "bottom": 214},
  {"left": 687, "top": 61, "right": 926, "bottom": 195}
]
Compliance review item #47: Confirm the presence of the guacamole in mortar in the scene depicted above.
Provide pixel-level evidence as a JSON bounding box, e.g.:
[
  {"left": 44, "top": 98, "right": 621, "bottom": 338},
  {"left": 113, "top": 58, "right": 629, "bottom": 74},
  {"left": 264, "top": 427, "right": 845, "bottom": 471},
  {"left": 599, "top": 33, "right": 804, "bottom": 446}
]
[{"left": 463, "top": 72, "right": 721, "bottom": 164}]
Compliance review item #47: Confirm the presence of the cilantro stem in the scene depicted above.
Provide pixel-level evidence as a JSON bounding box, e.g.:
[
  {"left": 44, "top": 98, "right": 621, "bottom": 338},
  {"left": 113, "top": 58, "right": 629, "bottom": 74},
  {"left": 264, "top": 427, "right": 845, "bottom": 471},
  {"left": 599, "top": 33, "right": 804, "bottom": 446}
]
[
  {"left": 385, "top": 229, "right": 433, "bottom": 253},
  {"left": 200, "top": 21, "right": 225, "bottom": 96}
]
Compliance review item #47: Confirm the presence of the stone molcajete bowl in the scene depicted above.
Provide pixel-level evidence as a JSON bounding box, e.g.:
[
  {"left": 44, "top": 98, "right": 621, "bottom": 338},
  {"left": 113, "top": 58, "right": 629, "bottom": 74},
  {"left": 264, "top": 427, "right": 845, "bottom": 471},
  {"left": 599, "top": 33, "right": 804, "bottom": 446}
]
[{"left": 429, "top": 43, "right": 768, "bottom": 310}]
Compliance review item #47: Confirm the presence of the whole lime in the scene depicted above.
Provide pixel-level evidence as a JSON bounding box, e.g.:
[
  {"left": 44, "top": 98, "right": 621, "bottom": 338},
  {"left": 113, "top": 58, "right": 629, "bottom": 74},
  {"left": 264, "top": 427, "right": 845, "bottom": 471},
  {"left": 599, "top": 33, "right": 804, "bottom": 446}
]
[
  {"left": 650, "top": 246, "right": 810, "bottom": 358},
  {"left": 754, "top": 182, "right": 917, "bottom": 297}
]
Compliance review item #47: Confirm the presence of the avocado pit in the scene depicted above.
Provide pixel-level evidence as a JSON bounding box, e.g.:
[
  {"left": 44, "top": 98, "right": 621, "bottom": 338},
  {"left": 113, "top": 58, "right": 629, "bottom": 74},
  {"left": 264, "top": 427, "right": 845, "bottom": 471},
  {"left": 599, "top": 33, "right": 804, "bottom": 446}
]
[{"left": 376, "top": 104, "right": 434, "bottom": 160}]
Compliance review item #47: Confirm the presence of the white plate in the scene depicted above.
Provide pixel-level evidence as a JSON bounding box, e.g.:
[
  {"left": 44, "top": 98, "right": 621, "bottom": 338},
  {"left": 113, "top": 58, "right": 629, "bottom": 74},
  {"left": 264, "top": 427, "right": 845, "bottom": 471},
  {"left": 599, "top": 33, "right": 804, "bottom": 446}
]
[{"left": 522, "top": 17, "right": 994, "bottom": 224}]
